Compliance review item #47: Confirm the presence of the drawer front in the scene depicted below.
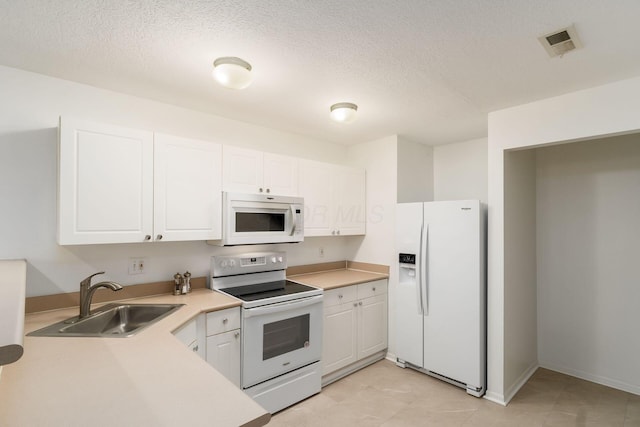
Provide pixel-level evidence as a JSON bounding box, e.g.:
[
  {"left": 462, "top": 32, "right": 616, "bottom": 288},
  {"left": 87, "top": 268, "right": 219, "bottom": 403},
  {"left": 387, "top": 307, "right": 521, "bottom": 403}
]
[
  {"left": 206, "top": 307, "right": 241, "bottom": 336},
  {"left": 356, "top": 279, "right": 387, "bottom": 299},
  {"left": 324, "top": 285, "right": 357, "bottom": 307}
]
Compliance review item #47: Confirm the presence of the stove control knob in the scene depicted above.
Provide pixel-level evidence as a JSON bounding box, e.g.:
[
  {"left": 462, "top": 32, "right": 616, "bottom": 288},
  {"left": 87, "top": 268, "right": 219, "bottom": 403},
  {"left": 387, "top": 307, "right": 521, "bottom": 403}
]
[
  {"left": 221, "top": 260, "right": 228, "bottom": 268},
  {"left": 278, "top": 256, "right": 283, "bottom": 263},
  {"left": 229, "top": 260, "right": 236, "bottom": 267},
  {"left": 271, "top": 256, "right": 277, "bottom": 263}
]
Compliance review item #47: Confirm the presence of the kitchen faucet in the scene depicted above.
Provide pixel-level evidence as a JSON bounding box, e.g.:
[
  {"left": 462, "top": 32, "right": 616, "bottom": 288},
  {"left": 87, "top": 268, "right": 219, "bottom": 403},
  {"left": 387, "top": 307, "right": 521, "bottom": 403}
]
[{"left": 79, "top": 271, "right": 123, "bottom": 319}]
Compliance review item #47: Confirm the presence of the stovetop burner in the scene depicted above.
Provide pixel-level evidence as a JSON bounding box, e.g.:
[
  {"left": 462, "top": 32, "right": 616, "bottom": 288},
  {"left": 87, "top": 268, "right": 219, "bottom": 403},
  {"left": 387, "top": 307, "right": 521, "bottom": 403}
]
[
  {"left": 219, "top": 280, "right": 317, "bottom": 302},
  {"left": 210, "top": 251, "right": 323, "bottom": 308}
]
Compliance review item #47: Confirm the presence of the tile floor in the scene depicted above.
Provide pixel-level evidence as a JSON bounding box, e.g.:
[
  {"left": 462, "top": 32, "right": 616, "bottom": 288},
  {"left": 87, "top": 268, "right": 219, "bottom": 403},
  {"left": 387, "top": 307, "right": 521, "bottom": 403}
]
[{"left": 268, "top": 360, "right": 640, "bottom": 426}]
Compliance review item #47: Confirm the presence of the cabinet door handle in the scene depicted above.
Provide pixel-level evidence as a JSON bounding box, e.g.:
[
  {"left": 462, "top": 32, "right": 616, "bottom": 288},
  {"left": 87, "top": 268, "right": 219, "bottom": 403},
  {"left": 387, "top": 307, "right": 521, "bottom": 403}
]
[
  {"left": 336, "top": 230, "right": 340, "bottom": 235},
  {"left": 222, "top": 318, "right": 228, "bottom": 324},
  {"left": 259, "top": 187, "right": 263, "bottom": 193},
  {"left": 359, "top": 301, "right": 363, "bottom": 306},
  {"left": 372, "top": 287, "right": 376, "bottom": 291},
  {"left": 144, "top": 235, "right": 151, "bottom": 241},
  {"left": 234, "top": 332, "right": 240, "bottom": 339},
  {"left": 266, "top": 188, "right": 270, "bottom": 193},
  {"left": 338, "top": 294, "right": 343, "bottom": 299},
  {"left": 331, "top": 230, "right": 336, "bottom": 235},
  {"left": 193, "top": 345, "right": 199, "bottom": 352},
  {"left": 353, "top": 303, "right": 358, "bottom": 307},
  {"left": 156, "top": 234, "right": 163, "bottom": 240}
]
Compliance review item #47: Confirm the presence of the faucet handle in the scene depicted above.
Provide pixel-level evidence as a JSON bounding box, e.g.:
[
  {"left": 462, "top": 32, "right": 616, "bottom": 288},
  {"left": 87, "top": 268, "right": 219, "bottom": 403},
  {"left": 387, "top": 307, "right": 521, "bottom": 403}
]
[{"left": 81, "top": 271, "right": 105, "bottom": 287}]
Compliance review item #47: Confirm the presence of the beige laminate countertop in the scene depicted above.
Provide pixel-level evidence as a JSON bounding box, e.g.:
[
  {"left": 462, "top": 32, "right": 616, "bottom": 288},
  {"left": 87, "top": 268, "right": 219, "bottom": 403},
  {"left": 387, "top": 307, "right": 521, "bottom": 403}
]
[
  {"left": 0, "top": 289, "right": 270, "bottom": 427},
  {"left": 288, "top": 268, "right": 389, "bottom": 290}
]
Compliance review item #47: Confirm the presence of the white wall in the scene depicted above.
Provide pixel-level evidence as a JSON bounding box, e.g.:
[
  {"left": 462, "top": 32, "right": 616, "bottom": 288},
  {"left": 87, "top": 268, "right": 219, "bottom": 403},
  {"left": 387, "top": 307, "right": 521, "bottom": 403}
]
[
  {"left": 347, "top": 135, "right": 399, "bottom": 267},
  {"left": 433, "top": 137, "right": 487, "bottom": 203},
  {"left": 503, "top": 149, "right": 538, "bottom": 402},
  {"left": 0, "top": 65, "right": 356, "bottom": 297},
  {"left": 488, "top": 75, "right": 640, "bottom": 404},
  {"left": 397, "top": 137, "right": 433, "bottom": 203},
  {"left": 347, "top": 135, "right": 399, "bottom": 353},
  {"left": 536, "top": 135, "right": 640, "bottom": 395}
]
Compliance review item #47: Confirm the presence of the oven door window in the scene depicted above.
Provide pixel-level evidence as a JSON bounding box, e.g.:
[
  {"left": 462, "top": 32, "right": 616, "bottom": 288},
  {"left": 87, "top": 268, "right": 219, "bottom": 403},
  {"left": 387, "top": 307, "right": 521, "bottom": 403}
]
[
  {"left": 236, "top": 212, "right": 286, "bottom": 232},
  {"left": 263, "top": 314, "right": 310, "bottom": 360}
]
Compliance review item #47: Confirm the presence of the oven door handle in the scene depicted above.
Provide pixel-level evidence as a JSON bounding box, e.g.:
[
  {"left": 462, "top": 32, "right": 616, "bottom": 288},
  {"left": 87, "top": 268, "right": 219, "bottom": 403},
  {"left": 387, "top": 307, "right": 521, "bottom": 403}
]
[{"left": 243, "top": 294, "right": 323, "bottom": 318}]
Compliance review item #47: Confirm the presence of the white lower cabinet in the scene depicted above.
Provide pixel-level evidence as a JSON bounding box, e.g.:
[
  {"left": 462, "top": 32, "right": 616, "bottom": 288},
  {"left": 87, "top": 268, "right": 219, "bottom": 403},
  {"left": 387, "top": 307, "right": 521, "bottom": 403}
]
[
  {"left": 205, "top": 307, "right": 241, "bottom": 387},
  {"left": 323, "top": 302, "right": 358, "bottom": 374},
  {"left": 322, "top": 280, "right": 387, "bottom": 382},
  {"left": 358, "top": 293, "right": 388, "bottom": 359},
  {"left": 207, "top": 330, "right": 241, "bottom": 387},
  {"left": 173, "top": 314, "right": 206, "bottom": 360}
]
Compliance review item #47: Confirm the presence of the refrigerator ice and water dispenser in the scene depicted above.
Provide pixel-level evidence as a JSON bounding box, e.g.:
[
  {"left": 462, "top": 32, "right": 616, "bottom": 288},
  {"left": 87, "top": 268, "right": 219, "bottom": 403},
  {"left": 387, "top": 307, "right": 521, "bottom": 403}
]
[{"left": 398, "top": 253, "right": 416, "bottom": 284}]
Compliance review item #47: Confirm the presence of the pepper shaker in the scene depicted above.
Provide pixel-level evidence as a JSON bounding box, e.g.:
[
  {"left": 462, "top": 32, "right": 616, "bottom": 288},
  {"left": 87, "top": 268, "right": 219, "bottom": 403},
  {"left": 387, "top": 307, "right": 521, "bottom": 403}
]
[{"left": 173, "top": 272, "right": 183, "bottom": 296}]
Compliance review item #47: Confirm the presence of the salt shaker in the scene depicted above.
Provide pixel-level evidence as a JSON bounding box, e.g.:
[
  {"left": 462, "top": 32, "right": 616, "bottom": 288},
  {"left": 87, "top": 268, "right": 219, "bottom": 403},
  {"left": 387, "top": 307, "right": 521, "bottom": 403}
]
[{"left": 183, "top": 271, "right": 192, "bottom": 293}]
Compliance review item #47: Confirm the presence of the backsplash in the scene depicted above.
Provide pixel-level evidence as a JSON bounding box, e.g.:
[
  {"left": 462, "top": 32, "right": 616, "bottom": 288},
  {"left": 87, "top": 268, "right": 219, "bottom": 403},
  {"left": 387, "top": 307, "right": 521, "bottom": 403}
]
[{"left": 24, "top": 236, "right": 360, "bottom": 297}]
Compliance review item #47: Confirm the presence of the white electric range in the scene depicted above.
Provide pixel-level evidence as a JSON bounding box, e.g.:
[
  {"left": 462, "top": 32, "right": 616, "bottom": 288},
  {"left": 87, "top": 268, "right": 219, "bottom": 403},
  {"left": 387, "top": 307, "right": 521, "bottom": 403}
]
[{"left": 210, "top": 252, "right": 323, "bottom": 413}]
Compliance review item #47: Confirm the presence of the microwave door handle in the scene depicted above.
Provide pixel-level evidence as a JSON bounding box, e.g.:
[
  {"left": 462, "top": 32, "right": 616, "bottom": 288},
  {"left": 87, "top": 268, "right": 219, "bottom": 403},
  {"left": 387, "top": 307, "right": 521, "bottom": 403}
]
[
  {"left": 243, "top": 294, "right": 323, "bottom": 318},
  {"left": 289, "top": 205, "right": 297, "bottom": 236}
]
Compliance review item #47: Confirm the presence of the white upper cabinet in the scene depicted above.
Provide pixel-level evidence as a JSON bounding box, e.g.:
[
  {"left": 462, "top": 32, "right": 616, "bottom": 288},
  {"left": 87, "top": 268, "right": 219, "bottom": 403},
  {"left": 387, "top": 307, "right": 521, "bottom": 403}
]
[
  {"left": 153, "top": 133, "right": 222, "bottom": 242},
  {"left": 58, "top": 118, "right": 222, "bottom": 244},
  {"left": 298, "top": 160, "right": 335, "bottom": 236},
  {"left": 263, "top": 153, "right": 299, "bottom": 196},
  {"left": 298, "top": 160, "right": 366, "bottom": 237},
  {"left": 221, "top": 146, "right": 263, "bottom": 194},
  {"left": 58, "top": 117, "right": 154, "bottom": 244},
  {"left": 58, "top": 117, "right": 364, "bottom": 244},
  {"left": 222, "top": 146, "right": 298, "bottom": 196}
]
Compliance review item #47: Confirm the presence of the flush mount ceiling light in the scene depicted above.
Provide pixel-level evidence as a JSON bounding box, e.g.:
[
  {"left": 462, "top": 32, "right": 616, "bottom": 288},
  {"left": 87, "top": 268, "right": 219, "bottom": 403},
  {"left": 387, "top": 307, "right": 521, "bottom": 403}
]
[
  {"left": 212, "top": 57, "right": 253, "bottom": 89},
  {"left": 330, "top": 102, "right": 358, "bottom": 124}
]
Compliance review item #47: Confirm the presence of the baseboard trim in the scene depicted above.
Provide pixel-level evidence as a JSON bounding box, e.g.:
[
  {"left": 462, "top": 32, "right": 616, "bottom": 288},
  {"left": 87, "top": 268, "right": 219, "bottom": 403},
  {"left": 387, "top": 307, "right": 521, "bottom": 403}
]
[
  {"left": 386, "top": 351, "right": 536, "bottom": 406},
  {"left": 483, "top": 390, "right": 507, "bottom": 406},
  {"left": 504, "top": 361, "right": 539, "bottom": 404},
  {"left": 539, "top": 361, "right": 640, "bottom": 396},
  {"left": 321, "top": 351, "right": 387, "bottom": 387}
]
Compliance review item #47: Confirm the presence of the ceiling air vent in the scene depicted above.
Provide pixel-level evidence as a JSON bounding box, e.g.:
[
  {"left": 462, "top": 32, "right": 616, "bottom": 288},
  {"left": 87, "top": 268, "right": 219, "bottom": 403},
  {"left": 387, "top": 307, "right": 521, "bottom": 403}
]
[{"left": 538, "top": 24, "right": 582, "bottom": 58}]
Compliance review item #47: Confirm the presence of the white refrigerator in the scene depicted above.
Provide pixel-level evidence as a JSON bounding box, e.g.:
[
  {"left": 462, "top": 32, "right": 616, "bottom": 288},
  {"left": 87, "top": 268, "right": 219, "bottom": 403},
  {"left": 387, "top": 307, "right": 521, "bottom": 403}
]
[{"left": 395, "top": 200, "right": 486, "bottom": 396}]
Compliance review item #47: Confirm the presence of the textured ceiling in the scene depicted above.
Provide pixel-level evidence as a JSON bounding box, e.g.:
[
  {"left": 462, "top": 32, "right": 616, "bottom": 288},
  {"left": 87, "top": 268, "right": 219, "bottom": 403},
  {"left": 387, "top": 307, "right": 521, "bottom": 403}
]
[{"left": 1, "top": 0, "right": 640, "bottom": 145}]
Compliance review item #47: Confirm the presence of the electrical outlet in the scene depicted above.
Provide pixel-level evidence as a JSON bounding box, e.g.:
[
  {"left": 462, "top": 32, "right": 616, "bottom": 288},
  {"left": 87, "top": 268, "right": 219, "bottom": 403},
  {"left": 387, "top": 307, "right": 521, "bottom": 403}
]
[
  {"left": 319, "top": 247, "right": 325, "bottom": 258},
  {"left": 128, "top": 258, "right": 146, "bottom": 275}
]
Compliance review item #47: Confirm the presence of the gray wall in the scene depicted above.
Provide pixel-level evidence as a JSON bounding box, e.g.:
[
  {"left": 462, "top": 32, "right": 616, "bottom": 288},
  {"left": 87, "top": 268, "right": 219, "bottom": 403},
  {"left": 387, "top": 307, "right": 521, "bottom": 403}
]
[
  {"left": 434, "top": 137, "right": 487, "bottom": 203},
  {"left": 503, "top": 149, "right": 538, "bottom": 399},
  {"left": 536, "top": 134, "right": 640, "bottom": 394},
  {"left": 397, "top": 137, "right": 434, "bottom": 203}
]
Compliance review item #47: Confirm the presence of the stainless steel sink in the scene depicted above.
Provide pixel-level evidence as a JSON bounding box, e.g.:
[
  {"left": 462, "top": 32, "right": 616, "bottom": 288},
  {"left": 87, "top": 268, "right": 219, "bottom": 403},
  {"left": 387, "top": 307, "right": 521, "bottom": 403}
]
[{"left": 28, "top": 303, "right": 184, "bottom": 338}]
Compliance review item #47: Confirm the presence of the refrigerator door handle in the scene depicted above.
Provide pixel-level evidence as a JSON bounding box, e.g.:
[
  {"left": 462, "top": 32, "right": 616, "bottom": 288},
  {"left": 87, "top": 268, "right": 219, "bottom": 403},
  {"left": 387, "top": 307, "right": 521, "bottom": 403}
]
[
  {"left": 417, "top": 223, "right": 424, "bottom": 315},
  {"left": 421, "top": 223, "right": 429, "bottom": 315}
]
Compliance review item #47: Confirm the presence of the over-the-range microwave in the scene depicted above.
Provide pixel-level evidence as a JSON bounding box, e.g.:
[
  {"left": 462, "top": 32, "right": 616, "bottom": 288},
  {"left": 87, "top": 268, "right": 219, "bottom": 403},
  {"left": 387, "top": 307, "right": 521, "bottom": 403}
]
[{"left": 208, "top": 192, "right": 304, "bottom": 246}]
